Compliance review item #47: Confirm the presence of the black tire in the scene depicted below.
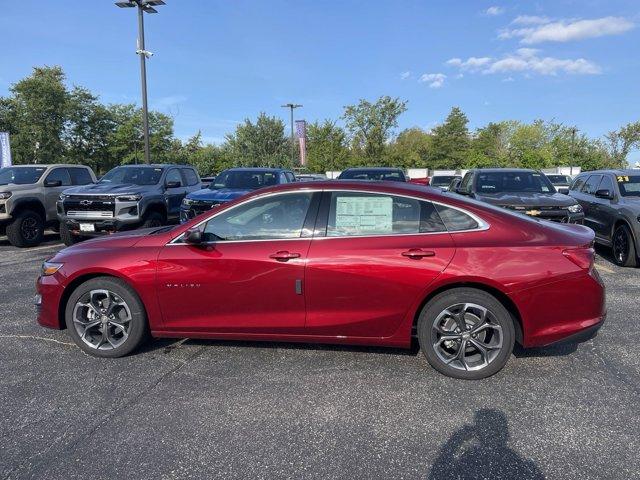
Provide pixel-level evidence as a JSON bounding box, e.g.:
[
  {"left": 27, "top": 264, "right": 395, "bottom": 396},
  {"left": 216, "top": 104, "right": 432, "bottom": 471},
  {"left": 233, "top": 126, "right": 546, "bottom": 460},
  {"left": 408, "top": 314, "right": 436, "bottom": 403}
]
[
  {"left": 59, "top": 222, "right": 80, "bottom": 246},
  {"left": 417, "top": 288, "right": 515, "bottom": 380},
  {"left": 611, "top": 224, "right": 638, "bottom": 267},
  {"left": 141, "top": 211, "right": 164, "bottom": 229},
  {"left": 65, "top": 276, "right": 150, "bottom": 358},
  {"left": 6, "top": 209, "right": 44, "bottom": 247}
]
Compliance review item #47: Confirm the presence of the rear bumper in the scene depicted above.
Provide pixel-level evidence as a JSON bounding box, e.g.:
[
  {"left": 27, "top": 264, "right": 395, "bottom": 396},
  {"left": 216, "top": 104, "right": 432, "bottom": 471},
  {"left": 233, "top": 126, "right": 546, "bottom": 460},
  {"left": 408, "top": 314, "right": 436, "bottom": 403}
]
[{"left": 514, "top": 268, "right": 606, "bottom": 347}]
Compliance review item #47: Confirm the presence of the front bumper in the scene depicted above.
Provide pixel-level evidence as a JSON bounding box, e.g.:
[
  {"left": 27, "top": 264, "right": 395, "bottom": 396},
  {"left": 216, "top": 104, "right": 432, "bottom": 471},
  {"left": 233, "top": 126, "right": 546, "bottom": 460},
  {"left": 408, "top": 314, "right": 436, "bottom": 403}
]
[
  {"left": 180, "top": 201, "right": 225, "bottom": 223},
  {"left": 36, "top": 274, "right": 65, "bottom": 330},
  {"left": 58, "top": 198, "right": 142, "bottom": 235}
]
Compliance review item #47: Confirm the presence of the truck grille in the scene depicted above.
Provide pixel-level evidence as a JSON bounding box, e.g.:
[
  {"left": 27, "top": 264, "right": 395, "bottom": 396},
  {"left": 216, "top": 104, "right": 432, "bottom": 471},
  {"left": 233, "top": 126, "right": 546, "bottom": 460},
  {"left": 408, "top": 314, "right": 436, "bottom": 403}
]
[
  {"left": 504, "top": 205, "right": 570, "bottom": 223},
  {"left": 64, "top": 196, "right": 115, "bottom": 215},
  {"left": 67, "top": 211, "right": 114, "bottom": 219},
  {"left": 189, "top": 201, "right": 223, "bottom": 217}
]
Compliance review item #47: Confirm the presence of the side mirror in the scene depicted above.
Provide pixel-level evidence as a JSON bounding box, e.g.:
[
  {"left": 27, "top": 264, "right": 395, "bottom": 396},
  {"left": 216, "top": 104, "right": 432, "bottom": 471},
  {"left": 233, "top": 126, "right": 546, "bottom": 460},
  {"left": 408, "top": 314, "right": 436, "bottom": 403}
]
[
  {"left": 558, "top": 187, "right": 569, "bottom": 195},
  {"left": 44, "top": 180, "right": 62, "bottom": 187},
  {"left": 595, "top": 189, "right": 614, "bottom": 200},
  {"left": 165, "top": 180, "right": 181, "bottom": 189},
  {"left": 184, "top": 227, "right": 203, "bottom": 245}
]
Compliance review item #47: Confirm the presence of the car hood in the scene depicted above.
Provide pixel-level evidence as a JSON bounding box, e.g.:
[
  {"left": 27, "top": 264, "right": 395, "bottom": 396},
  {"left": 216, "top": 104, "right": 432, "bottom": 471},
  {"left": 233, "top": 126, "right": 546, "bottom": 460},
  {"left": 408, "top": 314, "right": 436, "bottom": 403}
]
[
  {"left": 56, "top": 228, "right": 159, "bottom": 257},
  {"left": 186, "top": 188, "right": 253, "bottom": 202},
  {"left": 475, "top": 192, "right": 577, "bottom": 207},
  {"left": 0, "top": 183, "right": 37, "bottom": 193},
  {"left": 63, "top": 183, "right": 154, "bottom": 195}
]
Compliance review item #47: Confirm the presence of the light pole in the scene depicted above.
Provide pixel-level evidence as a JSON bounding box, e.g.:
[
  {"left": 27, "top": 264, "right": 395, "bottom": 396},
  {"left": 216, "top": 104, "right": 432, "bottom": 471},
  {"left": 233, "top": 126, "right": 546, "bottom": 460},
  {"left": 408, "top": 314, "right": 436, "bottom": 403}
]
[
  {"left": 281, "top": 103, "right": 302, "bottom": 166},
  {"left": 115, "top": 0, "right": 165, "bottom": 164}
]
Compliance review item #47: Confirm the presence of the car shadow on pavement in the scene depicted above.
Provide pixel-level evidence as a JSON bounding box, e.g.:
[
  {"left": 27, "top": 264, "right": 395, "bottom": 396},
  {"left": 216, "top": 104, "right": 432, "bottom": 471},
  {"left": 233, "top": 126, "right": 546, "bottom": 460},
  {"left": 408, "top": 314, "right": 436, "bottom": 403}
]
[
  {"left": 427, "top": 409, "right": 545, "bottom": 479},
  {"left": 512, "top": 341, "right": 578, "bottom": 358},
  {"left": 0, "top": 232, "right": 60, "bottom": 247}
]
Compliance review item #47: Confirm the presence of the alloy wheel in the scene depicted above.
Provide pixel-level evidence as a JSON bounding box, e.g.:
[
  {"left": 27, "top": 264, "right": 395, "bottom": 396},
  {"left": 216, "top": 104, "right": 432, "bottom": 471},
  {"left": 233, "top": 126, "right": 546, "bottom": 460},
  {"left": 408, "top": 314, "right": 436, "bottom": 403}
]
[
  {"left": 21, "top": 217, "right": 39, "bottom": 241},
  {"left": 431, "top": 303, "right": 503, "bottom": 372},
  {"left": 613, "top": 228, "right": 629, "bottom": 264},
  {"left": 72, "top": 289, "right": 132, "bottom": 350}
]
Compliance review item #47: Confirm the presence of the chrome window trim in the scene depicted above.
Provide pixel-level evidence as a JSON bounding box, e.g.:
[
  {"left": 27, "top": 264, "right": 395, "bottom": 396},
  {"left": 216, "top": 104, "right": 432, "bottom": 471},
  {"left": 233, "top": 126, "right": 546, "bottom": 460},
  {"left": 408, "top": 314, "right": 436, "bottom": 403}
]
[{"left": 167, "top": 188, "right": 489, "bottom": 246}]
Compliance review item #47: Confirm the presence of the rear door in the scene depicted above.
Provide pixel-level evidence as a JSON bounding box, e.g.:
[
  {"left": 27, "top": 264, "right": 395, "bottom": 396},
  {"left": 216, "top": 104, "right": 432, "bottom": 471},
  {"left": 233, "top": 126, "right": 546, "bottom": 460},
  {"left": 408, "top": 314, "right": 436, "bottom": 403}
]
[{"left": 304, "top": 190, "right": 456, "bottom": 338}]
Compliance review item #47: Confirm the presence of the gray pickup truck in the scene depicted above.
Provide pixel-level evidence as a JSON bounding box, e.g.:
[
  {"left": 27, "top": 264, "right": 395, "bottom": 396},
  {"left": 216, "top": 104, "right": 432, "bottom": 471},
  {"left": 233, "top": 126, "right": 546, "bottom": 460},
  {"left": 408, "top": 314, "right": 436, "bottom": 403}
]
[
  {"left": 0, "top": 164, "right": 96, "bottom": 247},
  {"left": 57, "top": 164, "right": 202, "bottom": 245}
]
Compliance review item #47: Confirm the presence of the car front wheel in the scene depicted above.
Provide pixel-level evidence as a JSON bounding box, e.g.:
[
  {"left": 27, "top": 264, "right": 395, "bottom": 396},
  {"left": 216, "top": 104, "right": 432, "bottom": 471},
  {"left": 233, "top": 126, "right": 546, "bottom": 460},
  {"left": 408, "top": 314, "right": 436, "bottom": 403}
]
[
  {"left": 6, "top": 210, "right": 44, "bottom": 247},
  {"left": 418, "top": 288, "right": 515, "bottom": 380},
  {"left": 612, "top": 224, "right": 638, "bottom": 267},
  {"left": 65, "top": 277, "right": 149, "bottom": 357}
]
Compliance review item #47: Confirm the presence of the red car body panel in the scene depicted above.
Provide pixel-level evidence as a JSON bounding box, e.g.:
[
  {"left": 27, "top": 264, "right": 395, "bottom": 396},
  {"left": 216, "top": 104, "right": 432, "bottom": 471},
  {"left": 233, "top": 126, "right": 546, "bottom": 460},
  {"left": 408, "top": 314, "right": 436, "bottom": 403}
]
[{"left": 36, "top": 181, "right": 606, "bottom": 350}]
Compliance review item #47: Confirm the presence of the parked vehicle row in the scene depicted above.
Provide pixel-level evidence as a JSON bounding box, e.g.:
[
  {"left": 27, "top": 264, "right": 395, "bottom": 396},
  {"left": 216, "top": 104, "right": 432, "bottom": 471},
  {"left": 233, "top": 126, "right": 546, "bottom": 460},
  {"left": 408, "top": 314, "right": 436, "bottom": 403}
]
[{"left": 35, "top": 180, "right": 606, "bottom": 379}]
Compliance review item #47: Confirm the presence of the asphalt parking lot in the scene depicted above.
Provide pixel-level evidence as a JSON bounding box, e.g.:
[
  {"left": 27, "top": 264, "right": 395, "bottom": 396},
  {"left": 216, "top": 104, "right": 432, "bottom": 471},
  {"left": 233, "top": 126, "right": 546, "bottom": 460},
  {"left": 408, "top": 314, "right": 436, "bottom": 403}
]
[{"left": 0, "top": 234, "right": 638, "bottom": 480}]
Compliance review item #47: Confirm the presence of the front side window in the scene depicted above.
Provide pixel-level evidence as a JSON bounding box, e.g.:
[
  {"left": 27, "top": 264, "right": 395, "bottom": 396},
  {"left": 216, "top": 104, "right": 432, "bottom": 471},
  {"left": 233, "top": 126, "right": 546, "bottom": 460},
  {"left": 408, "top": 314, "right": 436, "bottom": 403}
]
[
  {"left": 326, "top": 192, "right": 445, "bottom": 237},
  {"left": 182, "top": 168, "right": 200, "bottom": 186},
  {"left": 165, "top": 169, "right": 183, "bottom": 187},
  {"left": 45, "top": 168, "right": 72, "bottom": 186},
  {"left": 210, "top": 170, "right": 278, "bottom": 190},
  {"left": 570, "top": 176, "right": 586, "bottom": 191},
  {"left": 581, "top": 175, "right": 602, "bottom": 195},
  {"left": 459, "top": 172, "right": 473, "bottom": 194},
  {"left": 202, "top": 192, "right": 313, "bottom": 241},
  {"left": 597, "top": 175, "right": 615, "bottom": 195},
  {"left": 99, "top": 167, "right": 163, "bottom": 185}
]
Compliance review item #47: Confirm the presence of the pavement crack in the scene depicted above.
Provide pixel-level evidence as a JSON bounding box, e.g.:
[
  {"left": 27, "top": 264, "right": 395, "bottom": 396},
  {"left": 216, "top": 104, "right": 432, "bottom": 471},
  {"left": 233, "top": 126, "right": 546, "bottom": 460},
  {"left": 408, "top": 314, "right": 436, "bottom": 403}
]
[{"left": 0, "top": 334, "right": 75, "bottom": 347}]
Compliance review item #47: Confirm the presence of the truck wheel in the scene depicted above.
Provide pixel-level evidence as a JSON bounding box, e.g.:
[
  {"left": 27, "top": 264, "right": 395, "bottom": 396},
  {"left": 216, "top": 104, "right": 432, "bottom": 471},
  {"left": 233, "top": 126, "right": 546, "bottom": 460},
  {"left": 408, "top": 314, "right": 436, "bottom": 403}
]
[
  {"left": 612, "top": 224, "right": 638, "bottom": 267},
  {"left": 6, "top": 210, "right": 45, "bottom": 247},
  {"left": 60, "top": 223, "right": 80, "bottom": 246},
  {"left": 141, "top": 211, "right": 164, "bottom": 229}
]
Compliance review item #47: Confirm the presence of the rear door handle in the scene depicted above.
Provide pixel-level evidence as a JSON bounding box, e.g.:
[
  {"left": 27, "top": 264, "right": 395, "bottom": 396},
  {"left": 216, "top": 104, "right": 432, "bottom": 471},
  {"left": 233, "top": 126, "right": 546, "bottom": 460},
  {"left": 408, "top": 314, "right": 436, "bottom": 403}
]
[
  {"left": 402, "top": 249, "right": 436, "bottom": 259},
  {"left": 269, "top": 251, "right": 301, "bottom": 262}
]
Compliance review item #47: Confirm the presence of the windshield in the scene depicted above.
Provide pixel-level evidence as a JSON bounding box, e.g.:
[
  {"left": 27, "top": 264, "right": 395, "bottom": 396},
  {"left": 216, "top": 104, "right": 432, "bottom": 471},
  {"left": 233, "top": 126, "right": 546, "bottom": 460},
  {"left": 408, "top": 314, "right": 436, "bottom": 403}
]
[
  {"left": 99, "top": 166, "right": 163, "bottom": 185},
  {"left": 477, "top": 171, "right": 555, "bottom": 194},
  {"left": 0, "top": 167, "right": 47, "bottom": 186},
  {"left": 546, "top": 175, "right": 571, "bottom": 184},
  {"left": 210, "top": 170, "right": 279, "bottom": 190},
  {"left": 616, "top": 175, "right": 640, "bottom": 197},
  {"left": 338, "top": 170, "right": 405, "bottom": 181},
  {"left": 431, "top": 176, "right": 458, "bottom": 187}
]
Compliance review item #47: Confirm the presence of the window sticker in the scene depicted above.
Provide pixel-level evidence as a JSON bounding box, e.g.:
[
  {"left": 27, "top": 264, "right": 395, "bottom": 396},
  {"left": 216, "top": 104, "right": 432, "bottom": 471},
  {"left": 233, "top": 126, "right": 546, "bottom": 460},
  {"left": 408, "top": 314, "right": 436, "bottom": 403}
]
[
  {"left": 617, "top": 175, "right": 630, "bottom": 183},
  {"left": 334, "top": 196, "right": 393, "bottom": 233}
]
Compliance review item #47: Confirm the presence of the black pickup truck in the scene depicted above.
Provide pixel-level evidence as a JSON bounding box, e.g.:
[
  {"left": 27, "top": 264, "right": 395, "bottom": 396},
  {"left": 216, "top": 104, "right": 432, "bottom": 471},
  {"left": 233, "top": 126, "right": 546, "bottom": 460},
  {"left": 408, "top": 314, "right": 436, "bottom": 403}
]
[{"left": 57, "top": 164, "right": 201, "bottom": 245}]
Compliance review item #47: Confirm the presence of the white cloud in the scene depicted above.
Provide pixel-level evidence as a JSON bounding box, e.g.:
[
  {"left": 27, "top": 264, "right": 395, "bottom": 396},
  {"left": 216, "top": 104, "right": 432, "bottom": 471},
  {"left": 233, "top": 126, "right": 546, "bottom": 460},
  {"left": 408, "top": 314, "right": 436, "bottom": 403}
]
[
  {"left": 502, "top": 76, "right": 515, "bottom": 82},
  {"left": 400, "top": 71, "right": 411, "bottom": 80},
  {"left": 447, "top": 49, "right": 601, "bottom": 76},
  {"left": 419, "top": 73, "right": 446, "bottom": 88},
  {"left": 152, "top": 95, "right": 188, "bottom": 109},
  {"left": 485, "top": 6, "right": 504, "bottom": 16},
  {"left": 500, "top": 16, "right": 634, "bottom": 44},
  {"left": 446, "top": 56, "right": 492, "bottom": 71},
  {"left": 511, "top": 15, "right": 551, "bottom": 25}
]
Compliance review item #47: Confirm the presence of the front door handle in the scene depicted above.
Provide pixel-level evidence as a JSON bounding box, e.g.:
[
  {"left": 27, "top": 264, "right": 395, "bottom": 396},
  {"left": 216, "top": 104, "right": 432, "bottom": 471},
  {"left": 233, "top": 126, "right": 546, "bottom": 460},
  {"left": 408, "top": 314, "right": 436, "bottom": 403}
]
[
  {"left": 402, "top": 249, "right": 436, "bottom": 259},
  {"left": 269, "top": 251, "right": 301, "bottom": 262}
]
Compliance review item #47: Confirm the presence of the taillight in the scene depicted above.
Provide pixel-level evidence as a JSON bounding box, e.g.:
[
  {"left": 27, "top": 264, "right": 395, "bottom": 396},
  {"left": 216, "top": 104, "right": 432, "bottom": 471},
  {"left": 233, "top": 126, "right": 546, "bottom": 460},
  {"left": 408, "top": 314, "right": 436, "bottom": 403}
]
[{"left": 562, "top": 247, "right": 595, "bottom": 270}]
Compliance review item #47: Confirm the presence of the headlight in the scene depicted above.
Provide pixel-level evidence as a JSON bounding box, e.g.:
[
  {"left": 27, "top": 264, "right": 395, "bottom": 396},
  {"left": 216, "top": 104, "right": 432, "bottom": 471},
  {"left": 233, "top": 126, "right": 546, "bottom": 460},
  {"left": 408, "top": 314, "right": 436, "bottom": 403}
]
[
  {"left": 41, "top": 261, "right": 63, "bottom": 276},
  {"left": 116, "top": 194, "right": 142, "bottom": 202},
  {"left": 59, "top": 193, "right": 67, "bottom": 201},
  {"left": 0, "top": 192, "right": 12, "bottom": 200},
  {"left": 567, "top": 204, "right": 583, "bottom": 214},
  {"left": 182, "top": 198, "right": 195, "bottom": 206}
]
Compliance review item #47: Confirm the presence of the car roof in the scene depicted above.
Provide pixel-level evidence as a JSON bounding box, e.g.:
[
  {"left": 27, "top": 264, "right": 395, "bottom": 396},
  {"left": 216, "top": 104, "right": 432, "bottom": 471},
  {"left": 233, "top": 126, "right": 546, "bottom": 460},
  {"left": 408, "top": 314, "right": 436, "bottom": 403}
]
[
  {"left": 116, "top": 164, "right": 187, "bottom": 168},
  {"left": 223, "top": 167, "right": 289, "bottom": 173},
  {"left": 4, "top": 164, "right": 91, "bottom": 169},
  {"left": 579, "top": 169, "right": 640, "bottom": 175},
  {"left": 471, "top": 168, "right": 538, "bottom": 173},
  {"left": 342, "top": 167, "right": 403, "bottom": 172}
]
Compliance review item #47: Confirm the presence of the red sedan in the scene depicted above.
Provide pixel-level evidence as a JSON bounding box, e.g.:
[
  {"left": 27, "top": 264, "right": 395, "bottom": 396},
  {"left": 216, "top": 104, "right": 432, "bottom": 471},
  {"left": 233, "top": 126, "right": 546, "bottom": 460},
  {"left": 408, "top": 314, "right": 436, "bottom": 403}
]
[{"left": 35, "top": 181, "right": 605, "bottom": 379}]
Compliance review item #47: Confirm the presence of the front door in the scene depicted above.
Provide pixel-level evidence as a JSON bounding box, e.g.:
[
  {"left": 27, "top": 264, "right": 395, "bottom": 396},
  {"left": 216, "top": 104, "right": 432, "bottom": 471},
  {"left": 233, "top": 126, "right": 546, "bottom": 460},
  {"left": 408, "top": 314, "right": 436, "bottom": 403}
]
[
  {"left": 43, "top": 168, "right": 72, "bottom": 221},
  {"left": 156, "top": 191, "right": 319, "bottom": 333},
  {"left": 304, "top": 191, "right": 456, "bottom": 338}
]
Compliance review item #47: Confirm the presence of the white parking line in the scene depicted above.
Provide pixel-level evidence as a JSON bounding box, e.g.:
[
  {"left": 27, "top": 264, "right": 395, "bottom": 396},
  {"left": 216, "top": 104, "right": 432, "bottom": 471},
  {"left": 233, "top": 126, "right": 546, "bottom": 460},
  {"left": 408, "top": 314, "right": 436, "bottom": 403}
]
[{"left": 596, "top": 264, "right": 615, "bottom": 274}]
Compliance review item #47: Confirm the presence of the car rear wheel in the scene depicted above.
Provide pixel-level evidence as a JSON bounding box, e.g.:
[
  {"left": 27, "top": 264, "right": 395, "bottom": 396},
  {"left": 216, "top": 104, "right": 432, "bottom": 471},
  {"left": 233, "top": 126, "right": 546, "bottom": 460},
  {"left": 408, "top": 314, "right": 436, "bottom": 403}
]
[
  {"left": 612, "top": 224, "right": 638, "bottom": 267},
  {"left": 141, "top": 211, "right": 164, "bottom": 229},
  {"left": 418, "top": 288, "right": 515, "bottom": 380},
  {"left": 6, "top": 210, "right": 44, "bottom": 247},
  {"left": 65, "top": 277, "right": 149, "bottom": 358}
]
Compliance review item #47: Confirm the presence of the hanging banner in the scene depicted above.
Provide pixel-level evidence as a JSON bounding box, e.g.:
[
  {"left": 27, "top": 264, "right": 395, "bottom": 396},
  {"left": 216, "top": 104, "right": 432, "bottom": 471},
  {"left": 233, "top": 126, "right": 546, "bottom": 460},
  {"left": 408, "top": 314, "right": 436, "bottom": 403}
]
[
  {"left": 295, "top": 120, "right": 307, "bottom": 167},
  {"left": 0, "top": 132, "right": 12, "bottom": 168}
]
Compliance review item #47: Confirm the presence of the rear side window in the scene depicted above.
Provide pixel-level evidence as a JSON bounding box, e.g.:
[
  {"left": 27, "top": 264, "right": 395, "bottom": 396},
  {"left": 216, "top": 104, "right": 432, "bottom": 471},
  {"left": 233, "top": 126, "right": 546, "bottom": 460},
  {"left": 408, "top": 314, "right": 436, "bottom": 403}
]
[
  {"left": 285, "top": 172, "right": 295, "bottom": 183},
  {"left": 326, "top": 192, "right": 445, "bottom": 237},
  {"left": 68, "top": 167, "right": 93, "bottom": 185},
  {"left": 45, "top": 168, "right": 72, "bottom": 186},
  {"left": 434, "top": 204, "right": 479, "bottom": 232},
  {"left": 181, "top": 168, "right": 200, "bottom": 186},
  {"left": 581, "top": 175, "right": 602, "bottom": 195},
  {"left": 570, "top": 176, "right": 586, "bottom": 191}
]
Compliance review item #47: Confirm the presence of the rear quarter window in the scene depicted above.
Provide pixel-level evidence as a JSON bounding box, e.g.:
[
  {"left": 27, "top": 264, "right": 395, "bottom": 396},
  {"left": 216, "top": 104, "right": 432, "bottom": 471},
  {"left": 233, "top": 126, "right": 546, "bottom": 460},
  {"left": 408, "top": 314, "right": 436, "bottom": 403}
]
[{"left": 434, "top": 204, "right": 479, "bottom": 231}]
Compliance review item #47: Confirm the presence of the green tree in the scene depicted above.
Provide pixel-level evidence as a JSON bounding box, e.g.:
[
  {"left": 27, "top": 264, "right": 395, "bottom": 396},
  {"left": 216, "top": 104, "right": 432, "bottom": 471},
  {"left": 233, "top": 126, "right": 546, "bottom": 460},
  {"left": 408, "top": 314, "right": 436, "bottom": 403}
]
[
  {"left": 224, "top": 113, "right": 289, "bottom": 167},
  {"left": 386, "top": 127, "right": 433, "bottom": 168},
  {"left": 4, "top": 66, "right": 69, "bottom": 164},
  {"left": 605, "top": 121, "right": 640, "bottom": 167},
  {"left": 430, "top": 107, "right": 470, "bottom": 169},
  {"left": 507, "top": 121, "right": 554, "bottom": 169},
  {"left": 306, "top": 120, "right": 349, "bottom": 173},
  {"left": 342, "top": 96, "right": 407, "bottom": 163}
]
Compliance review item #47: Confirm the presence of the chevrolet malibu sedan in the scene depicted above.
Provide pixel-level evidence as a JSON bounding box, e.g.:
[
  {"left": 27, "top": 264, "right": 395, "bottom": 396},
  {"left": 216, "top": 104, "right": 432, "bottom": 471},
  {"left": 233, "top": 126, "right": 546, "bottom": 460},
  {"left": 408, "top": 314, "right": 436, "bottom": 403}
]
[{"left": 35, "top": 181, "right": 605, "bottom": 379}]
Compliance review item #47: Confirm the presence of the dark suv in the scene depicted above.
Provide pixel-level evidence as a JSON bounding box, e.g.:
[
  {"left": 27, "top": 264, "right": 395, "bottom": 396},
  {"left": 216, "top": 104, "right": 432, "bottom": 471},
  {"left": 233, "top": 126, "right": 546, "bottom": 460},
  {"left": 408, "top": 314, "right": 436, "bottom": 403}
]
[
  {"left": 569, "top": 170, "right": 640, "bottom": 267},
  {"left": 180, "top": 167, "right": 295, "bottom": 222},
  {"left": 58, "top": 164, "right": 201, "bottom": 244},
  {"left": 454, "top": 168, "right": 585, "bottom": 224},
  {"left": 337, "top": 167, "right": 407, "bottom": 182}
]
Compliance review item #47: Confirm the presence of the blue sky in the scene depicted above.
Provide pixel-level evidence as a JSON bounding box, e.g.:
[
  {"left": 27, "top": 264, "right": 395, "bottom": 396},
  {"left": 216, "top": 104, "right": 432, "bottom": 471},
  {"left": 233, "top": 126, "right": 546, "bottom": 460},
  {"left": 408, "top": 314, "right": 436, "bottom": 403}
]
[{"left": 1, "top": 1, "right": 639, "bottom": 161}]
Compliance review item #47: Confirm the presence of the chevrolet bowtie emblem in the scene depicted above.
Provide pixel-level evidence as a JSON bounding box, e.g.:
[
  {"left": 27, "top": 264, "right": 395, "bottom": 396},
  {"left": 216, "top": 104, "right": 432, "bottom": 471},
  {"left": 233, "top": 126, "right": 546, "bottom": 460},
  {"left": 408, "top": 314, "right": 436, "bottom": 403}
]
[{"left": 526, "top": 209, "right": 541, "bottom": 216}]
